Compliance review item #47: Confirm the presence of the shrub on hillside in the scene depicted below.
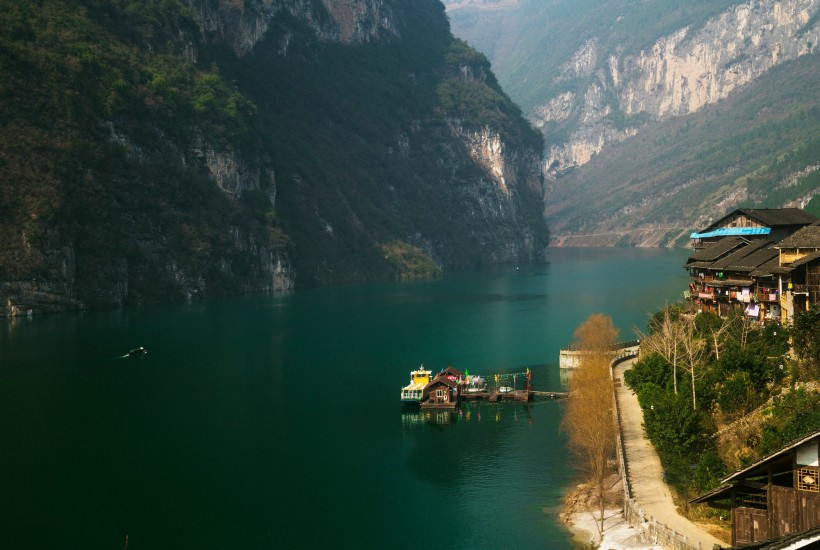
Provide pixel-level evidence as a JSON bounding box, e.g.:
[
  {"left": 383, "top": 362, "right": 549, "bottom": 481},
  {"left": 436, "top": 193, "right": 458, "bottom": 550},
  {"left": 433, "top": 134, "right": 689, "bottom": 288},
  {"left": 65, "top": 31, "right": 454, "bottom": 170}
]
[
  {"left": 759, "top": 388, "right": 820, "bottom": 454},
  {"left": 624, "top": 352, "right": 674, "bottom": 392}
]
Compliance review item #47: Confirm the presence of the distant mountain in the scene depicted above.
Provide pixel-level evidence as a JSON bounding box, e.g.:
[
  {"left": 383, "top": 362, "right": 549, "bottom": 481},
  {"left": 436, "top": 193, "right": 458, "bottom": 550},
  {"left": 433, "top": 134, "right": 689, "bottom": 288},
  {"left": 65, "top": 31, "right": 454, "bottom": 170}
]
[
  {"left": 0, "top": 0, "right": 547, "bottom": 315},
  {"left": 444, "top": 0, "right": 820, "bottom": 245}
]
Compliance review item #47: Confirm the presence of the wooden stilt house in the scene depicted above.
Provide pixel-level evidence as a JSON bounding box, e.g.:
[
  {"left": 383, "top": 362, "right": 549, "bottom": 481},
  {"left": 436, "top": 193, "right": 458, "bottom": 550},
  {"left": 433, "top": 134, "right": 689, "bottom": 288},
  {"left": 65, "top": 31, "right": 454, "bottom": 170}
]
[{"left": 691, "top": 430, "right": 820, "bottom": 548}]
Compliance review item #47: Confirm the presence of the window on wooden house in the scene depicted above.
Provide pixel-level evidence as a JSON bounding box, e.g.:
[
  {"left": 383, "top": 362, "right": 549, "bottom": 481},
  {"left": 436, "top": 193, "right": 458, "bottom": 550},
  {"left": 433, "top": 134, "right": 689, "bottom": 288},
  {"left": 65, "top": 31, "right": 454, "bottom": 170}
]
[{"left": 798, "top": 467, "right": 819, "bottom": 492}]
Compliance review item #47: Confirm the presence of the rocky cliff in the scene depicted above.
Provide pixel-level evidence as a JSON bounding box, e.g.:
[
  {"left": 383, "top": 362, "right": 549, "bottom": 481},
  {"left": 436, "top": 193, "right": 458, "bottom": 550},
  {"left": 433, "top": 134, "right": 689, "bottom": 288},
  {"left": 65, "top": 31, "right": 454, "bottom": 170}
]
[
  {"left": 0, "top": 0, "right": 546, "bottom": 315},
  {"left": 445, "top": 0, "right": 820, "bottom": 244},
  {"left": 535, "top": 0, "right": 820, "bottom": 173}
]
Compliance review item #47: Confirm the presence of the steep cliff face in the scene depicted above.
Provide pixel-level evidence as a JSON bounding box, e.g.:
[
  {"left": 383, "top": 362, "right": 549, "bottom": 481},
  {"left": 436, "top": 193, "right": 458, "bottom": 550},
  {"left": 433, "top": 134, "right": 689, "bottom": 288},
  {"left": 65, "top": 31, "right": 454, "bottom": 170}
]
[
  {"left": 445, "top": 122, "right": 545, "bottom": 262},
  {"left": 181, "top": 0, "right": 547, "bottom": 284},
  {"left": 0, "top": 0, "right": 545, "bottom": 315},
  {"left": 184, "top": 0, "right": 399, "bottom": 56},
  {"left": 536, "top": 0, "right": 820, "bottom": 173},
  {"left": 445, "top": 0, "right": 820, "bottom": 245}
]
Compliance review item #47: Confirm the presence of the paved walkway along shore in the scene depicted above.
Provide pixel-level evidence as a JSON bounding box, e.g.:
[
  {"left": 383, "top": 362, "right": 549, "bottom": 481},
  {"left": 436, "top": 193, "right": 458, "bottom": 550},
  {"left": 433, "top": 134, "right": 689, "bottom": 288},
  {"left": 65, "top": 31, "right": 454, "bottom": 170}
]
[{"left": 614, "top": 358, "right": 726, "bottom": 550}]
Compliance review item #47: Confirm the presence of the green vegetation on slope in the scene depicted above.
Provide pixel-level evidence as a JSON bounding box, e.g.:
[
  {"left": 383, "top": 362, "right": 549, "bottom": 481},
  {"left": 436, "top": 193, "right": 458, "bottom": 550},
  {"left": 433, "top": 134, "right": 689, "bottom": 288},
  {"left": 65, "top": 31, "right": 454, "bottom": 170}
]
[
  {"left": 0, "top": 0, "right": 270, "bottom": 307},
  {"left": 0, "top": 0, "right": 546, "bottom": 310},
  {"left": 447, "top": 0, "right": 748, "bottom": 113},
  {"left": 446, "top": 0, "right": 819, "bottom": 243},
  {"left": 546, "top": 54, "right": 820, "bottom": 238},
  {"left": 211, "top": 3, "right": 544, "bottom": 285},
  {"left": 625, "top": 305, "right": 820, "bottom": 503}
]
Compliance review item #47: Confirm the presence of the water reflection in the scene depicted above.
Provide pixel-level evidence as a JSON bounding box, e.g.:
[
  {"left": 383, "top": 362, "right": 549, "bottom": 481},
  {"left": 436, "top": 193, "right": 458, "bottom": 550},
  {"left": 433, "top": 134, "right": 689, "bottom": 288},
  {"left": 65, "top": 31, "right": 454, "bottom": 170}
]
[
  {"left": 401, "top": 409, "right": 459, "bottom": 427},
  {"left": 400, "top": 401, "right": 535, "bottom": 428}
]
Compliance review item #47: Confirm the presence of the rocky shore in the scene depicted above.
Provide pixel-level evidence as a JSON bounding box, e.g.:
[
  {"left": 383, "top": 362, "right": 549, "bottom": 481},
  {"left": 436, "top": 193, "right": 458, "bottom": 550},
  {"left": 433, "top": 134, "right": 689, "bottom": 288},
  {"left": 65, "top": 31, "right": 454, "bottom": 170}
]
[{"left": 560, "top": 478, "right": 663, "bottom": 549}]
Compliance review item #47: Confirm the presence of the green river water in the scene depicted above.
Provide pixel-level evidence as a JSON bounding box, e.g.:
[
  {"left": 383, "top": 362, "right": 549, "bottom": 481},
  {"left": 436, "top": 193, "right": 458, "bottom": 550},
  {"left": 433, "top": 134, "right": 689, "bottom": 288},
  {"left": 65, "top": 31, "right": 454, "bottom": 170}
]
[{"left": 0, "top": 247, "right": 687, "bottom": 549}]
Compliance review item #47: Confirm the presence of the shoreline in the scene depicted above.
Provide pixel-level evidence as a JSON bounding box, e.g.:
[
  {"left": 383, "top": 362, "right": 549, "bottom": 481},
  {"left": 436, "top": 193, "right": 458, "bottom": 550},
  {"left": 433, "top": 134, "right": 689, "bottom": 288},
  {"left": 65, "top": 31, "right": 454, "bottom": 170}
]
[
  {"left": 560, "top": 479, "right": 663, "bottom": 549},
  {"left": 561, "top": 491, "right": 664, "bottom": 549},
  {"left": 556, "top": 355, "right": 729, "bottom": 549}
]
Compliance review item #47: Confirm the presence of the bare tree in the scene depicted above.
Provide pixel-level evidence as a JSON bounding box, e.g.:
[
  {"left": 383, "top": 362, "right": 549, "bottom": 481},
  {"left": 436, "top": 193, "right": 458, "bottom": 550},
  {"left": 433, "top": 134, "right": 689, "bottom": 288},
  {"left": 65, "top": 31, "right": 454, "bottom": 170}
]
[
  {"left": 680, "top": 315, "right": 706, "bottom": 410},
  {"left": 734, "top": 311, "right": 755, "bottom": 349},
  {"left": 562, "top": 314, "right": 619, "bottom": 538},
  {"left": 707, "top": 314, "right": 736, "bottom": 361},
  {"left": 636, "top": 306, "right": 683, "bottom": 394}
]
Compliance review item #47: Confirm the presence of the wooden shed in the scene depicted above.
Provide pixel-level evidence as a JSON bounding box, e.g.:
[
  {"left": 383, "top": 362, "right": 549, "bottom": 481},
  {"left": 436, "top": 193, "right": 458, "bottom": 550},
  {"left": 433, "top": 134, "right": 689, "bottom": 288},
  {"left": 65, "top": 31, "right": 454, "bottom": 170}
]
[
  {"left": 420, "top": 376, "right": 458, "bottom": 409},
  {"left": 691, "top": 430, "right": 820, "bottom": 547}
]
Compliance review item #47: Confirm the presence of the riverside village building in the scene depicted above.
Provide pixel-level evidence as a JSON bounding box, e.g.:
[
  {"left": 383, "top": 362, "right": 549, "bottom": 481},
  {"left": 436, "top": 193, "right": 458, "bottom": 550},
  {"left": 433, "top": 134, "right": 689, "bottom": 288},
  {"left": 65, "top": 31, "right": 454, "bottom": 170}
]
[{"left": 684, "top": 208, "right": 819, "bottom": 324}]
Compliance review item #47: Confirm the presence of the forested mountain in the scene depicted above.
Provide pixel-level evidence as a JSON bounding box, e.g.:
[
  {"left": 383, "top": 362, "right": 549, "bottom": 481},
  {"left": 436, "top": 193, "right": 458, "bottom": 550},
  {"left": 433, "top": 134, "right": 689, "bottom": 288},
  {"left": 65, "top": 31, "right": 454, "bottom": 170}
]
[
  {"left": 0, "top": 0, "right": 547, "bottom": 315},
  {"left": 444, "top": 0, "right": 820, "bottom": 245}
]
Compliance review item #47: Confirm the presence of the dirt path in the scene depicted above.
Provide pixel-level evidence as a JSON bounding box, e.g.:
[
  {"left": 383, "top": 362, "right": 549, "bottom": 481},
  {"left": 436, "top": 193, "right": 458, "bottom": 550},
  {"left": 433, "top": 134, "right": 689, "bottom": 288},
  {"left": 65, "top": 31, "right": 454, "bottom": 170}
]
[{"left": 614, "top": 358, "right": 726, "bottom": 550}]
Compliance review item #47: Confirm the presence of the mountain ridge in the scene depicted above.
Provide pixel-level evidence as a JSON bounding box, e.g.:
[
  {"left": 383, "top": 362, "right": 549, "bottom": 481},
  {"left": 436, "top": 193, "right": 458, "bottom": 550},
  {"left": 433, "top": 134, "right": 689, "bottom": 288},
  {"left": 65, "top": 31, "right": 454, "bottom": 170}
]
[
  {"left": 443, "top": 0, "right": 820, "bottom": 245},
  {"left": 0, "top": 0, "right": 547, "bottom": 315}
]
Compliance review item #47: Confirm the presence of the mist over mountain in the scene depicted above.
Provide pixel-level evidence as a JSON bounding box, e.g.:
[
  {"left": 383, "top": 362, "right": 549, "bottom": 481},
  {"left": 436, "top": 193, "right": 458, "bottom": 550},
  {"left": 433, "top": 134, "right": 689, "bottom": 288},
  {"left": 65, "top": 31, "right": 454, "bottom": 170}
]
[
  {"left": 0, "top": 0, "right": 547, "bottom": 315},
  {"left": 444, "top": 0, "right": 820, "bottom": 245}
]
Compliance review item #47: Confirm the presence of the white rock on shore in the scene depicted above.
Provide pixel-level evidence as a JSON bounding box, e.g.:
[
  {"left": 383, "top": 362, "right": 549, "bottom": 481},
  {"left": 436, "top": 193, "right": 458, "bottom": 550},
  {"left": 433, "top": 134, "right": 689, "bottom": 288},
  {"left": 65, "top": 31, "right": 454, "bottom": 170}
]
[
  {"left": 560, "top": 480, "right": 661, "bottom": 549},
  {"left": 569, "top": 508, "right": 662, "bottom": 550}
]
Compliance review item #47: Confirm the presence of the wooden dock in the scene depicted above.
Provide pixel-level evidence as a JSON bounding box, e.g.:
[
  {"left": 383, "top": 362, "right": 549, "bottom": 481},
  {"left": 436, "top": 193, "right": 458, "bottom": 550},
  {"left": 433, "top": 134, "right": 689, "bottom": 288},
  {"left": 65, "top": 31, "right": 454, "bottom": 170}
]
[
  {"left": 459, "top": 389, "right": 567, "bottom": 403},
  {"left": 529, "top": 390, "right": 569, "bottom": 399},
  {"left": 409, "top": 365, "right": 567, "bottom": 409}
]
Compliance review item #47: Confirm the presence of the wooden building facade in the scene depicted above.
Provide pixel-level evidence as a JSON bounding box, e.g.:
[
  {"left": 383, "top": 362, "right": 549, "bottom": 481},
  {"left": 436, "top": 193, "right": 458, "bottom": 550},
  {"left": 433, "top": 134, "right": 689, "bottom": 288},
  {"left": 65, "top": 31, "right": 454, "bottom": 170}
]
[
  {"left": 420, "top": 377, "right": 458, "bottom": 409},
  {"left": 692, "top": 430, "right": 820, "bottom": 547},
  {"left": 685, "top": 213, "right": 820, "bottom": 322},
  {"left": 773, "top": 223, "right": 820, "bottom": 320},
  {"left": 690, "top": 208, "right": 816, "bottom": 248}
]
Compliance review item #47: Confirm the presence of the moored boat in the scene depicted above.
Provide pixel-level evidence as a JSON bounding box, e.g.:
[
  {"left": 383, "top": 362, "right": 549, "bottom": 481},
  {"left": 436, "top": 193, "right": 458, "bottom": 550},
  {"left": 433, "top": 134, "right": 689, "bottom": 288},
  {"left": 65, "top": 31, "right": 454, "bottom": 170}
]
[{"left": 401, "top": 366, "right": 431, "bottom": 404}]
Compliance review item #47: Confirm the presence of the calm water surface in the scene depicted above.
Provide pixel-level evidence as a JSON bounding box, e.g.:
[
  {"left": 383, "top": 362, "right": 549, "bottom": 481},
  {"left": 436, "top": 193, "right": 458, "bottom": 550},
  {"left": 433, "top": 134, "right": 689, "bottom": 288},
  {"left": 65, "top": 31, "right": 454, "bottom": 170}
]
[{"left": 0, "top": 248, "right": 687, "bottom": 549}]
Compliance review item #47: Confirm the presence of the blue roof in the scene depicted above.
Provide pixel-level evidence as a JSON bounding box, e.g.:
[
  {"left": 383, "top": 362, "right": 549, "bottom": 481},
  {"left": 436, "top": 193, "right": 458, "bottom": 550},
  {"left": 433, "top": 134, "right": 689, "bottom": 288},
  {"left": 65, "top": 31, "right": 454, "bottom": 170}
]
[{"left": 690, "top": 227, "right": 772, "bottom": 239}]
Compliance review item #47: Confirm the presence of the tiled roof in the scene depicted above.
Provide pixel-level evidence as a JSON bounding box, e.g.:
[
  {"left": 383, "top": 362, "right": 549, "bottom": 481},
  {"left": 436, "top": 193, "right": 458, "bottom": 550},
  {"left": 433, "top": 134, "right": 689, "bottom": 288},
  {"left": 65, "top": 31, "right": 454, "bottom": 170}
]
[
  {"left": 426, "top": 376, "right": 458, "bottom": 389},
  {"left": 774, "top": 222, "right": 820, "bottom": 249},
  {"left": 789, "top": 249, "right": 820, "bottom": 268},
  {"left": 750, "top": 256, "right": 782, "bottom": 278},
  {"left": 684, "top": 237, "right": 747, "bottom": 267},
  {"left": 710, "top": 240, "right": 772, "bottom": 270},
  {"left": 728, "top": 526, "right": 820, "bottom": 549},
  {"left": 699, "top": 208, "right": 817, "bottom": 233},
  {"left": 736, "top": 208, "right": 818, "bottom": 227},
  {"left": 730, "top": 245, "right": 779, "bottom": 272}
]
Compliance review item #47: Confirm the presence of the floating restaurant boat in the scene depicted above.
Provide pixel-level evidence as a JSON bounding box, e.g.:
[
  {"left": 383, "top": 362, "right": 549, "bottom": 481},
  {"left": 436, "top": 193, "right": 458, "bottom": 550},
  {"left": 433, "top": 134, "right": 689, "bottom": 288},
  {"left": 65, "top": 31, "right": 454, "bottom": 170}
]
[{"left": 400, "top": 366, "right": 431, "bottom": 404}]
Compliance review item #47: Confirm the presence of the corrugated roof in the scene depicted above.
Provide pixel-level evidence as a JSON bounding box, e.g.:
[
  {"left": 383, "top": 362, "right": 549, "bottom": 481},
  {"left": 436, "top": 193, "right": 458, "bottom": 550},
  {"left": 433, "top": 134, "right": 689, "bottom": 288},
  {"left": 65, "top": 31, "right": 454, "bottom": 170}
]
[
  {"left": 774, "top": 222, "right": 820, "bottom": 249},
  {"left": 690, "top": 227, "right": 771, "bottom": 239}
]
